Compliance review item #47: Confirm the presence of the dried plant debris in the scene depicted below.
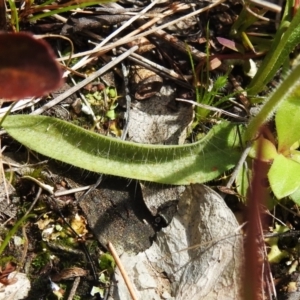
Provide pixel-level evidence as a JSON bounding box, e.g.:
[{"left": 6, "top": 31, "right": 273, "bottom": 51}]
[
  {"left": 61, "top": 14, "right": 132, "bottom": 36},
  {"left": 130, "top": 65, "right": 163, "bottom": 100},
  {"left": 50, "top": 267, "right": 88, "bottom": 282}
]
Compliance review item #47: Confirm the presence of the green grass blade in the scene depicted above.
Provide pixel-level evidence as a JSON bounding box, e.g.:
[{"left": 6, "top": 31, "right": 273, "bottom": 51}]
[
  {"left": 0, "top": 214, "right": 35, "bottom": 256},
  {"left": 247, "top": 5, "right": 300, "bottom": 95},
  {"left": 7, "top": 0, "right": 19, "bottom": 31}
]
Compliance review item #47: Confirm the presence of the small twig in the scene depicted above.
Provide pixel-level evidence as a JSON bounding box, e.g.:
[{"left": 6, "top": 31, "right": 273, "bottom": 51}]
[
  {"left": 167, "top": 223, "right": 246, "bottom": 255},
  {"left": 57, "top": 0, "right": 225, "bottom": 63},
  {"left": 249, "top": 0, "right": 282, "bottom": 13},
  {"left": 22, "top": 175, "right": 54, "bottom": 194},
  {"left": 60, "top": 64, "right": 87, "bottom": 78},
  {"left": 118, "top": 47, "right": 191, "bottom": 89},
  {"left": 67, "top": 0, "right": 159, "bottom": 73},
  {"left": 229, "top": 74, "right": 251, "bottom": 110},
  {"left": 176, "top": 98, "right": 248, "bottom": 121},
  {"left": 54, "top": 185, "right": 91, "bottom": 197},
  {"left": 76, "top": 174, "right": 103, "bottom": 205},
  {"left": 276, "top": 201, "right": 300, "bottom": 218},
  {"left": 264, "top": 230, "right": 300, "bottom": 239},
  {"left": 226, "top": 140, "right": 252, "bottom": 189},
  {"left": 0, "top": 98, "right": 40, "bottom": 117},
  {"left": 30, "top": 46, "right": 139, "bottom": 116},
  {"left": 121, "top": 62, "right": 131, "bottom": 140},
  {"left": 264, "top": 209, "right": 287, "bottom": 227},
  {"left": 152, "top": 27, "right": 206, "bottom": 61},
  {"left": 108, "top": 241, "right": 138, "bottom": 300},
  {"left": 67, "top": 277, "right": 80, "bottom": 300},
  {"left": 40, "top": 9, "right": 68, "bottom": 23},
  {"left": 58, "top": 3, "right": 187, "bottom": 64},
  {"left": 57, "top": 49, "right": 97, "bottom": 122},
  {"left": 25, "top": 187, "right": 42, "bottom": 218},
  {"left": 35, "top": 34, "right": 74, "bottom": 67}
]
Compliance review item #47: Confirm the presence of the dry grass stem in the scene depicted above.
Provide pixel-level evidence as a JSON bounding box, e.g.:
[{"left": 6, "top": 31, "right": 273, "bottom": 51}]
[{"left": 108, "top": 242, "right": 138, "bottom": 300}]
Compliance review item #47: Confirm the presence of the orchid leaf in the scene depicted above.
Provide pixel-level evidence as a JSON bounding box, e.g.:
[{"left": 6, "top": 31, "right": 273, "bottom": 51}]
[
  {"left": 290, "top": 186, "right": 300, "bottom": 205},
  {"left": 276, "top": 95, "right": 300, "bottom": 153},
  {"left": 249, "top": 136, "right": 278, "bottom": 162},
  {"left": 268, "top": 154, "right": 300, "bottom": 199},
  {"left": 2, "top": 115, "right": 242, "bottom": 185}
]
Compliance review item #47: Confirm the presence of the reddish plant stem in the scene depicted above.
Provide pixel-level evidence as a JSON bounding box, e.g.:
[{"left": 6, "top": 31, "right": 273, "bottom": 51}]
[{"left": 245, "top": 126, "right": 271, "bottom": 299}]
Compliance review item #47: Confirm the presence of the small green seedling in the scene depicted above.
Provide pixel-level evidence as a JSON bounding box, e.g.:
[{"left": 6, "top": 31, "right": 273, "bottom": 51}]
[
  {"left": 187, "top": 28, "right": 233, "bottom": 121},
  {"left": 265, "top": 224, "right": 290, "bottom": 263},
  {"left": 268, "top": 94, "right": 300, "bottom": 202},
  {"left": 90, "top": 253, "right": 116, "bottom": 297},
  {"left": 99, "top": 253, "right": 115, "bottom": 275}
]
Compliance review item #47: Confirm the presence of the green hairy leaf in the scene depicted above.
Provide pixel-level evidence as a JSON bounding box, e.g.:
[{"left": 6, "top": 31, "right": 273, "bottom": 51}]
[
  {"left": 244, "top": 63, "right": 300, "bottom": 142},
  {"left": 268, "top": 154, "right": 300, "bottom": 199},
  {"left": 2, "top": 115, "right": 242, "bottom": 185},
  {"left": 276, "top": 95, "right": 300, "bottom": 153}
]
